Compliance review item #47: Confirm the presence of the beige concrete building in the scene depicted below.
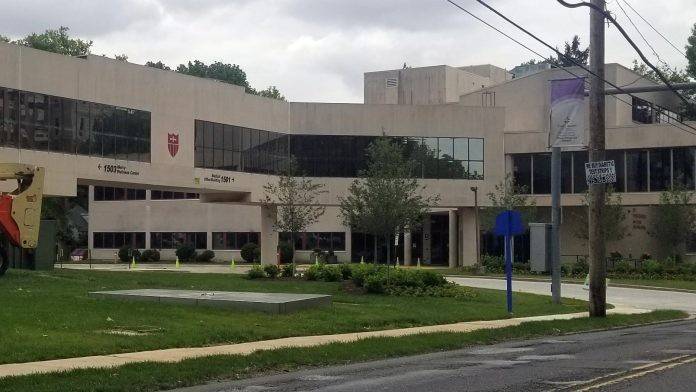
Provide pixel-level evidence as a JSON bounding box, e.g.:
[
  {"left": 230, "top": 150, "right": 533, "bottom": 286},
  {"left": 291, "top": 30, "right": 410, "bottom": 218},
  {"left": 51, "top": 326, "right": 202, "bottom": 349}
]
[{"left": 0, "top": 41, "right": 693, "bottom": 265}]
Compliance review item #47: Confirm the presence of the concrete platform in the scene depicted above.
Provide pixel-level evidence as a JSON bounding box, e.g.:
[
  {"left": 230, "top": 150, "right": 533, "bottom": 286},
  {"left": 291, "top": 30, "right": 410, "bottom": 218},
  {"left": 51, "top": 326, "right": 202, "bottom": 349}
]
[{"left": 89, "top": 289, "right": 332, "bottom": 314}]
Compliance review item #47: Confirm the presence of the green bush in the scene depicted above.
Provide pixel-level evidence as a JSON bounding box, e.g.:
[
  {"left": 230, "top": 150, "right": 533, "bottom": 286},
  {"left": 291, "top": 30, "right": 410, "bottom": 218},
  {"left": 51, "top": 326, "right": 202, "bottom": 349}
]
[
  {"left": 339, "top": 263, "right": 353, "bottom": 280},
  {"left": 385, "top": 282, "right": 477, "bottom": 300},
  {"left": 364, "top": 273, "right": 386, "bottom": 293},
  {"left": 319, "top": 265, "right": 342, "bottom": 282},
  {"left": 305, "top": 264, "right": 320, "bottom": 281},
  {"left": 350, "top": 263, "right": 378, "bottom": 287},
  {"left": 642, "top": 259, "right": 663, "bottom": 275},
  {"left": 281, "top": 263, "right": 294, "bottom": 278},
  {"left": 278, "top": 241, "right": 294, "bottom": 264},
  {"left": 614, "top": 259, "right": 632, "bottom": 274},
  {"left": 195, "top": 250, "right": 215, "bottom": 263},
  {"left": 140, "top": 249, "right": 160, "bottom": 263},
  {"left": 263, "top": 264, "right": 280, "bottom": 279},
  {"left": 118, "top": 246, "right": 140, "bottom": 263},
  {"left": 482, "top": 254, "right": 504, "bottom": 273},
  {"left": 175, "top": 244, "right": 196, "bottom": 262},
  {"left": 240, "top": 243, "right": 260, "bottom": 263},
  {"left": 571, "top": 257, "right": 589, "bottom": 276},
  {"left": 512, "top": 262, "right": 530, "bottom": 273},
  {"left": 247, "top": 265, "right": 265, "bottom": 279}
]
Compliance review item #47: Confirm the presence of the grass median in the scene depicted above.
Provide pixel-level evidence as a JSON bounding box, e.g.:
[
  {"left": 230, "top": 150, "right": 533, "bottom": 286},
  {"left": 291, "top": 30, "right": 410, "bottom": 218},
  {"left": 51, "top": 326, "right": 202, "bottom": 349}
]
[
  {"left": 0, "top": 309, "right": 686, "bottom": 392},
  {"left": 1, "top": 268, "right": 587, "bottom": 364}
]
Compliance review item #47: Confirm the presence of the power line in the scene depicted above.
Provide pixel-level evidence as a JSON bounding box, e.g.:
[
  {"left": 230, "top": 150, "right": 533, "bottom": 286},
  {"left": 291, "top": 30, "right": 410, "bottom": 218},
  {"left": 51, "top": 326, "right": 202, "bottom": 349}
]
[
  {"left": 555, "top": 0, "right": 692, "bottom": 107},
  {"left": 472, "top": 0, "right": 696, "bottom": 134},
  {"left": 443, "top": 0, "right": 696, "bottom": 137},
  {"left": 621, "top": 0, "right": 687, "bottom": 58},
  {"left": 613, "top": 0, "right": 667, "bottom": 68}
]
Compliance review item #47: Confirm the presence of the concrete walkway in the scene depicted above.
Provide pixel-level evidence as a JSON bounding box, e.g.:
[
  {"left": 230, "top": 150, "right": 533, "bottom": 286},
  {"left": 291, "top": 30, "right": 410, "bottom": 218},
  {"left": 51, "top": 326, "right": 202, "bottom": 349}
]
[
  {"left": 0, "top": 305, "right": 645, "bottom": 379},
  {"left": 448, "top": 277, "right": 696, "bottom": 314}
]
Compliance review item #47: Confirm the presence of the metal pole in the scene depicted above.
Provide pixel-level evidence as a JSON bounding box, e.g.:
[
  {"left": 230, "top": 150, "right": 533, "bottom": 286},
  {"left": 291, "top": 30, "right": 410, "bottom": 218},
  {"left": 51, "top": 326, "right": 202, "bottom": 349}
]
[
  {"left": 505, "top": 234, "right": 513, "bottom": 314},
  {"left": 589, "top": 0, "right": 607, "bottom": 317},
  {"left": 551, "top": 147, "right": 561, "bottom": 304},
  {"left": 471, "top": 187, "right": 481, "bottom": 266}
]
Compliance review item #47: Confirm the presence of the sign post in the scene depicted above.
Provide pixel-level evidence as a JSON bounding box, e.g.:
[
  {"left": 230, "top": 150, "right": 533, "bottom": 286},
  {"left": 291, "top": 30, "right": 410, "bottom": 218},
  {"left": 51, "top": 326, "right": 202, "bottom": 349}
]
[{"left": 494, "top": 210, "right": 525, "bottom": 314}]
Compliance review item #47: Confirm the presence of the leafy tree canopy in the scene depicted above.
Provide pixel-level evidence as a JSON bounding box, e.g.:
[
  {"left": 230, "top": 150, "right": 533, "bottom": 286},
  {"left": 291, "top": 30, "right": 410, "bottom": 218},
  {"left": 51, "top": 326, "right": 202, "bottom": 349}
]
[
  {"left": 651, "top": 187, "right": 696, "bottom": 259},
  {"left": 631, "top": 60, "right": 690, "bottom": 84},
  {"left": 339, "top": 138, "right": 439, "bottom": 263},
  {"left": 687, "top": 23, "right": 696, "bottom": 79},
  {"left": 145, "top": 60, "right": 171, "bottom": 70},
  {"left": 552, "top": 35, "right": 589, "bottom": 67},
  {"left": 14, "top": 26, "right": 92, "bottom": 56},
  {"left": 481, "top": 174, "right": 536, "bottom": 231},
  {"left": 0, "top": 35, "right": 9, "bottom": 43},
  {"left": 572, "top": 186, "right": 627, "bottom": 243}
]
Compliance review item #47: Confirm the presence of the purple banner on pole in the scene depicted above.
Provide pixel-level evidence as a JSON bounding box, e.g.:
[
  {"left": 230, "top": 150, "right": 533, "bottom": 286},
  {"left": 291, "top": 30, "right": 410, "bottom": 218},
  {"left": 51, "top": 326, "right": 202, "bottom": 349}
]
[{"left": 550, "top": 77, "right": 586, "bottom": 148}]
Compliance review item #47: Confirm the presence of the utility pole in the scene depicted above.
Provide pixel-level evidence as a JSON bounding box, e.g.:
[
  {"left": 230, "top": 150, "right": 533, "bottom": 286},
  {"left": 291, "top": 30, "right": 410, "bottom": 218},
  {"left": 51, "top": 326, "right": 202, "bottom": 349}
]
[
  {"left": 550, "top": 147, "right": 561, "bottom": 304},
  {"left": 589, "top": 0, "right": 607, "bottom": 317}
]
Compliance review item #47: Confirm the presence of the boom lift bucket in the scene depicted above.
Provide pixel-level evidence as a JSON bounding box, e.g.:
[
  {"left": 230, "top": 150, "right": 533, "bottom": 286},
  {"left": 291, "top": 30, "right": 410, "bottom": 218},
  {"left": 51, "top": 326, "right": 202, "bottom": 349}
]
[{"left": 0, "top": 164, "right": 45, "bottom": 276}]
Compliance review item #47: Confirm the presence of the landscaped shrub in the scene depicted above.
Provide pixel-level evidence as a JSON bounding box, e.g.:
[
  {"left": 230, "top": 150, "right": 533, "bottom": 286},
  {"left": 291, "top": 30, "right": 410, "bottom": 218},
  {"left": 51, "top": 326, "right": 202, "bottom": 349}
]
[
  {"left": 350, "top": 263, "right": 379, "bottom": 287},
  {"left": 614, "top": 259, "right": 632, "bottom": 274},
  {"left": 305, "top": 264, "right": 321, "bottom": 281},
  {"left": 196, "top": 250, "right": 215, "bottom": 263},
  {"left": 570, "top": 257, "right": 589, "bottom": 276},
  {"left": 278, "top": 241, "right": 294, "bottom": 264},
  {"left": 118, "top": 246, "right": 140, "bottom": 263},
  {"left": 140, "top": 249, "right": 160, "bottom": 263},
  {"left": 263, "top": 264, "right": 280, "bottom": 279},
  {"left": 513, "top": 262, "right": 530, "bottom": 273},
  {"left": 175, "top": 244, "right": 196, "bottom": 262},
  {"left": 364, "top": 273, "right": 386, "bottom": 294},
  {"left": 281, "top": 263, "right": 294, "bottom": 278},
  {"left": 319, "top": 265, "right": 342, "bottom": 282},
  {"left": 240, "top": 243, "right": 260, "bottom": 263},
  {"left": 385, "top": 283, "right": 477, "bottom": 300},
  {"left": 247, "top": 265, "right": 265, "bottom": 279},
  {"left": 339, "top": 263, "right": 353, "bottom": 280},
  {"left": 642, "top": 259, "right": 663, "bottom": 275},
  {"left": 482, "top": 254, "right": 504, "bottom": 273}
]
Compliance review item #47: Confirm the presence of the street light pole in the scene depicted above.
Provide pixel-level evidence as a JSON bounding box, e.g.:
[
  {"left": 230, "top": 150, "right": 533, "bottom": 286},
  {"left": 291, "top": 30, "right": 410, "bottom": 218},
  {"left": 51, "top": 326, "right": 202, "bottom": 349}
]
[{"left": 471, "top": 186, "right": 480, "bottom": 266}]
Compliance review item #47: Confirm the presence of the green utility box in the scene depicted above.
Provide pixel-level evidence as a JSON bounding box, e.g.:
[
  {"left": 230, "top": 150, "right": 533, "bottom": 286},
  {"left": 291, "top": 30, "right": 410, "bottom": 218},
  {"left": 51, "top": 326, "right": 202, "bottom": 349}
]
[{"left": 8, "top": 219, "right": 57, "bottom": 271}]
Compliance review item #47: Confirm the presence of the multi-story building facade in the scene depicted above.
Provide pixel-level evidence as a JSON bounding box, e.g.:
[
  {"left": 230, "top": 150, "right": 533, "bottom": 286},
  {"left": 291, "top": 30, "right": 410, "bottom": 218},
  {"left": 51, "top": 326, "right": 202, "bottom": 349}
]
[{"left": 0, "top": 41, "right": 693, "bottom": 265}]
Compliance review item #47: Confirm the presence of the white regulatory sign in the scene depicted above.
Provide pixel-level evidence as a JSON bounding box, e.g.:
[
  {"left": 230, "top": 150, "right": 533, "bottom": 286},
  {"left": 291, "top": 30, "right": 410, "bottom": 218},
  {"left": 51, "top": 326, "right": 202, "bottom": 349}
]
[{"left": 585, "top": 160, "right": 616, "bottom": 185}]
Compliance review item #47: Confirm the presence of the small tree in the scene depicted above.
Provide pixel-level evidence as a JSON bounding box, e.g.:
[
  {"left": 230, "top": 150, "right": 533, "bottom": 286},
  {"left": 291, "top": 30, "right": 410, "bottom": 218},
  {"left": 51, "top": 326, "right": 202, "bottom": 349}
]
[
  {"left": 650, "top": 187, "right": 696, "bottom": 259},
  {"left": 15, "top": 26, "right": 92, "bottom": 56},
  {"left": 572, "top": 186, "right": 628, "bottom": 243},
  {"left": 339, "top": 138, "right": 439, "bottom": 265},
  {"left": 261, "top": 158, "right": 327, "bottom": 269},
  {"left": 481, "top": 174, "right": 537, "bottom": 231}
]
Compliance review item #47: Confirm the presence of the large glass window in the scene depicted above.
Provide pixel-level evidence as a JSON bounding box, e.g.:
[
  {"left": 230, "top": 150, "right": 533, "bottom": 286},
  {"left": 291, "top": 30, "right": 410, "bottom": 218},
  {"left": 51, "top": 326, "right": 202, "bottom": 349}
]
[
  {"left": 512, "top": 154, "right": 532, "bottom": 192},
  {"left": 93, "top": 232, "right": 145, "bottom": 249},
  {"left": 0, "top": 86, "right": 150, "bottom": 161},
  {"left": 532, "top": 154, "right": 551, "bottom": 194},
  {"left": 194, "top": 120, "right": 485, "bottom": 180},
  {"left": 150, "top": 232, "right": 206, "bottom": 249},
  {"left": 606, "top": 150, "right": 626, "bottom": 192},
  {"left": 573, "top": 151, "right": 589, "bottom": 194},
  {"left": 649, "top": 148, "right": 671, "bottom": 192},
  {"left": 212, "top": 232, "right": 260, "bottom": 250},
  {"left": 673, "top": 147, "right": 695, "bottom": 190},
  {"left": 94, "top": 186, "right": 146, "bottom": 201},
  {"left": 279, "top": 232, "right": 346, "bottom": 251}
]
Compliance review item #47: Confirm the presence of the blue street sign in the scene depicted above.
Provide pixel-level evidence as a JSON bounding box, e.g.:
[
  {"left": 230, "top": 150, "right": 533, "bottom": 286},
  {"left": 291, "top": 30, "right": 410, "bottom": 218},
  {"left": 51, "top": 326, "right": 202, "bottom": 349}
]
[
  {"left": 493, "top": 210, "right": 525, "bottom": 237},
  {"left": 494, "top": 210, "right": 524, "bottom": 314}
]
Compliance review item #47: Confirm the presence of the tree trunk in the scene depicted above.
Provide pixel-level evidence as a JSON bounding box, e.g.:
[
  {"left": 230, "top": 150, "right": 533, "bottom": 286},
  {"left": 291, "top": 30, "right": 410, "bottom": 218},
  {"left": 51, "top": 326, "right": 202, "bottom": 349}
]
[
  {"left": 373, "top": 236, "right": 378, "bottom": 264},
  {"left": 290, "top": 232, "right": 296, "bottom": 275}
]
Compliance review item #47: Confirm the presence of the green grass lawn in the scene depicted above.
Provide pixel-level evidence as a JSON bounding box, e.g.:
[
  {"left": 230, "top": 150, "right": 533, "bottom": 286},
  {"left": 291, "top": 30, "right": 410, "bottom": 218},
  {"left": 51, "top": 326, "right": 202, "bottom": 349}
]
[
  {"left": 0, "top": 310, "right": 685, "bottom": 392},
  {"left": 1, "top": 268, "right": 587, "bottom": 364},
  {"left": 608, "top": 278, "right": 696, "bottom": 291}
]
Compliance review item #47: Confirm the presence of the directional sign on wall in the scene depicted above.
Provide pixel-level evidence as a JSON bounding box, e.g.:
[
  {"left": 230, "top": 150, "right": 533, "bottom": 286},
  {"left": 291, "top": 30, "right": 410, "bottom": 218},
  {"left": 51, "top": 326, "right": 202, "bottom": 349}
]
[{"left": 585, "top": 160, "right": 616, "bottom": 185}]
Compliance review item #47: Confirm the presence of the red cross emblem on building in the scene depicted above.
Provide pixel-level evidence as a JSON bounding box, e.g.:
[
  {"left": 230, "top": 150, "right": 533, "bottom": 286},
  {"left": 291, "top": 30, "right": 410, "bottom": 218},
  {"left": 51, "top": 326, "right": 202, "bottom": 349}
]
[{"left": 168, "top": 133, "right": 179, "bottom": 157}]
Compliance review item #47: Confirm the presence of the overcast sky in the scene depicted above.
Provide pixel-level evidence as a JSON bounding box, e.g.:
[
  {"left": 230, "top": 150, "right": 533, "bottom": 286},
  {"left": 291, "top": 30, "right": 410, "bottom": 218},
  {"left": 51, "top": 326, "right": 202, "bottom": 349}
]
[{"left": 1, "top": 0, "right": 694, "bottom": 103}]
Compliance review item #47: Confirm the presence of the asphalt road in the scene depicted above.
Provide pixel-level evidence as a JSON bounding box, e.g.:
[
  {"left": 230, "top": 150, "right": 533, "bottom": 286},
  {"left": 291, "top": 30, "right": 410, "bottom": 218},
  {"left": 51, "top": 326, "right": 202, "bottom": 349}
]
[
  {"left": 448, "top": 277, "right": 696, "bottom": 314},
  {"left": 172, "top": 319, "right": 696, "bottom": 392}
]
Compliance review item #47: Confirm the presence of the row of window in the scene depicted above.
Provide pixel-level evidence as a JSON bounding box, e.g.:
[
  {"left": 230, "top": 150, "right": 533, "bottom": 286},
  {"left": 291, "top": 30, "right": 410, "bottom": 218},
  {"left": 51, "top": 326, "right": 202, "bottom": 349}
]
[
  {"left": 93, "top": 187, "right": 199, "bottom": 201},
  {"left": 93, "top": 232, "right": 146, "bottom": 249},
  {"left": 278, "top": 232, "right": 346, "bottom": 252},
  {"left": 632, "top": 97, "right": 683, "bottom": 125},
  {"left": 151, "top": 191, "right": 200, "bottom": 200},
  {"left": 193, "top": 119, "right": 485, "bottom": 179},
  {"left": 150, "top": 232, "right": 207, "bottom": 249},
  {"left": 0, "top": 87, "right": 151, "bottom": 161},
  {"left": 212, "top": 232, "right": 260, "bottom": 250},
  {"left": 94, "top": 186, "right": 147, "bottom": 201},
  {"left": 512, "top": 147, "right": 696, "bottom": 194}
]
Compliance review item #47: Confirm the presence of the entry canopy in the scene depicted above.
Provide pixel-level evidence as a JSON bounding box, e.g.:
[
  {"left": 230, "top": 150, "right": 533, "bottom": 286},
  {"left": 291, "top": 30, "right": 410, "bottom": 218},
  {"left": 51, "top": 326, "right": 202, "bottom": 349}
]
[{"left": 493, "top": 210, "right": 525, "bottom": 237}]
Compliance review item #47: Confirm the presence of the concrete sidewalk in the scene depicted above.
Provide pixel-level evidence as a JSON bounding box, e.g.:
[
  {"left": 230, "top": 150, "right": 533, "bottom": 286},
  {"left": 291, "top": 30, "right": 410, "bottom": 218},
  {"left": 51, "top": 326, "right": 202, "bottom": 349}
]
[{"left": 0, "top": 305, "right": 646, "bottom": 379}]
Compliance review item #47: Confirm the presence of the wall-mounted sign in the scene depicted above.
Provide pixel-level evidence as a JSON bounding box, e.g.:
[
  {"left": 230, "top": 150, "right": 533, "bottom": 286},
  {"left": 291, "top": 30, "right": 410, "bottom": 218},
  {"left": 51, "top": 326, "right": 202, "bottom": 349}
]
[
  {"left": 168, "top": 133, "right": 179, "bottom": 157},
  {"left": 202, "top": 173, "right": 234, "bottom": 184},
  {"left": 585, "top": 160, "right": 616, "bottom": 185},
  {"left": 97, "top": 163, "right": 140, "bottom": 176}
]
